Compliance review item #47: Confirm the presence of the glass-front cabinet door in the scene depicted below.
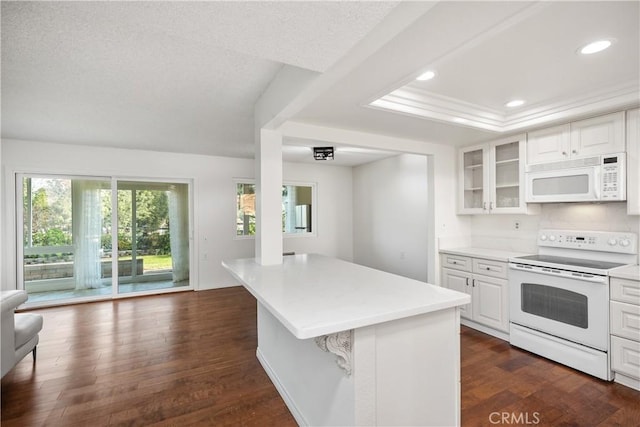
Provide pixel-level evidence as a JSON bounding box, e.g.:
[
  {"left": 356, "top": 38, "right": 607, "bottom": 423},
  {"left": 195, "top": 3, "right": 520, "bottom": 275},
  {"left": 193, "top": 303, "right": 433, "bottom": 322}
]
[
  {"left": 459, "top": 146, "right": 488, "bottom": 214},
  {"left": 491, "top": 140, "right": 522, "bottom": 212},
  {"left": 458, "top": 136, "right": 534, "bottom": 215}
]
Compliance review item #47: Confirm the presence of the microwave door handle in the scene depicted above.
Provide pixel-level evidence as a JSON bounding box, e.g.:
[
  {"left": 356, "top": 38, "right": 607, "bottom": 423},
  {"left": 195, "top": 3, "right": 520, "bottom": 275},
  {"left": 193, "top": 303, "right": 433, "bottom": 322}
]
[{"left": 594, "top": 166, "right": 601, "bottom": 200}]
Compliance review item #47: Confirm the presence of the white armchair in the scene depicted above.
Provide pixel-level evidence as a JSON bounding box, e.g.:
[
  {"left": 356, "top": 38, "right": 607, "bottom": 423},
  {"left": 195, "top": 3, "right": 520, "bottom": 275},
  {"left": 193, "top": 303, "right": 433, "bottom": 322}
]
[{"left": 1, "top": 290, "right": 43, "bottom": 378}]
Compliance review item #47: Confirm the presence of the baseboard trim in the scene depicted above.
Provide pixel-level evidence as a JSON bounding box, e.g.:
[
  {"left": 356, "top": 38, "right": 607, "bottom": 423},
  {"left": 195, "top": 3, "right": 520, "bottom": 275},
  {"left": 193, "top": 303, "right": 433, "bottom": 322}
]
[
  {"left": 256, "top": 347, "right": 308, "bottom": 426},
  {"left": 461, "top": 319, "right": 509, "bottom": 341},
  {"left": 613, "top": 372, "right": 640, "bottom": 391}
]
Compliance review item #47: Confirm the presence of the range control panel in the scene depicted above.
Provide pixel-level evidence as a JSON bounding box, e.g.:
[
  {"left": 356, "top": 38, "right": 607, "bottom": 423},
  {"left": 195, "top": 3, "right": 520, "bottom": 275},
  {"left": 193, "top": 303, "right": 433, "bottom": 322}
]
[{"left": 538, "top": 229, "right": 637, "bottom": 254}]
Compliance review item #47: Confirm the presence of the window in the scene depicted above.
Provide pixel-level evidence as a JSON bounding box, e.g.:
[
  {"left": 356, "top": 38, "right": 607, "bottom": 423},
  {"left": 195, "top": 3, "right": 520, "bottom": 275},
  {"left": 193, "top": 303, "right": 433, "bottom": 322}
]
[{"left": 236, "top": 181, "right": 315, "bottom": 237}]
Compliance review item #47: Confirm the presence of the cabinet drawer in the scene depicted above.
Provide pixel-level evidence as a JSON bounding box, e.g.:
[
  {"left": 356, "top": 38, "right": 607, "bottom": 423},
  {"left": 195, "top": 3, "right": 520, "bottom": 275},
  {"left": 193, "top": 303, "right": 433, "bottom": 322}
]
[
  {"left": 611, "top": 301, "right": 640, "bottom": 341},
  {"left": 441, "top": 255, "right": 472, "bottom": 272},
  {"left": 472, "top": 258, "right": 508, "bottom": 279},
  {"left": 611, "top": 278, "right": 640, "bottom": 305},
  {"left": 611, "top": 335, "right": 640, "bottom": 380}
]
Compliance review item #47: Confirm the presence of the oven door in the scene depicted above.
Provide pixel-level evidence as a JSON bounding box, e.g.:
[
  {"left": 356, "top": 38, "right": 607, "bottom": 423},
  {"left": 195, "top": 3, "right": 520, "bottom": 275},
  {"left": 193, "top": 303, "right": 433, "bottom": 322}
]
[
  {"left": 525, "top": 166, "right": 599, "bottom": 203},
  {"left": 509, "top": 263, "right": 608, "bottom": 351}
]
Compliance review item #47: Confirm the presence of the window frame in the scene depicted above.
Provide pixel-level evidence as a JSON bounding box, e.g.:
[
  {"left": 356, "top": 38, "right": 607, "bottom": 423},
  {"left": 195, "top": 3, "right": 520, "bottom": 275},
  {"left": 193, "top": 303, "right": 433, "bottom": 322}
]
[{"left": 233, "top": 178, "right": 317, "bottom": 239}]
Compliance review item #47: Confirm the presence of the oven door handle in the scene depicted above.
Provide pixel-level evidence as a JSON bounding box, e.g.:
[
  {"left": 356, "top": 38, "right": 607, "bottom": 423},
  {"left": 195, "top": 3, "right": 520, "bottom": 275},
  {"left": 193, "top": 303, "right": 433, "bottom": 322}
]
[{"left": 509, "top": 263, "right": 608, "bottom": 284}]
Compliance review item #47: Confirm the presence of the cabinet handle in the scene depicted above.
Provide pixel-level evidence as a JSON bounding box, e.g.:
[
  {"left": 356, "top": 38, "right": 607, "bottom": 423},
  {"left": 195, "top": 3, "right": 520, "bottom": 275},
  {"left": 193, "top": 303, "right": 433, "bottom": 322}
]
[
  {"left": 486, "top": 267, "right": 491, "bottom": 271},
  {"left": 483, "top": 202, "right": 487, "bottom": 210},
  {"left": 466, "top": 278, "right": 470, "bottom": 286},
  {"left": 562, "top": 151, "right": 568, "bottom": 156},
  {"left": 472, "top": 279, "right": 476, "bottom": 287},
  {"left": 572, "top": 149, "right": 577, "bottom": 155},
  {"left": 489, "top": 202, "right": 493, "bottom": 210},
  {"left": 452, "top": 261, "right": 457, "bottom": 265}
]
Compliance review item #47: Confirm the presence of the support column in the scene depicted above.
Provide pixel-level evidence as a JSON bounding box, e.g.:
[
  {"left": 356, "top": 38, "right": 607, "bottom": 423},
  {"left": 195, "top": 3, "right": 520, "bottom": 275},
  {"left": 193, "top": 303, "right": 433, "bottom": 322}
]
[{"left": 255, "top": 128, "right": 283, "bottom": 265}]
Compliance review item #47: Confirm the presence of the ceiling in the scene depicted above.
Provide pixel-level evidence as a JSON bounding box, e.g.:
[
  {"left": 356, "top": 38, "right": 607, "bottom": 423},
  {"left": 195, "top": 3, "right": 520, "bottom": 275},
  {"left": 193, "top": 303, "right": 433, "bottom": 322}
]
[
  {"left": 0, "top": 1, "right": 397, "bottom": 158},
  {"left": 2, "top": 1, "right": 639, "bottom": 165},
  {"left": 282, "top": 138, "right": 398, "bottom": 167}
]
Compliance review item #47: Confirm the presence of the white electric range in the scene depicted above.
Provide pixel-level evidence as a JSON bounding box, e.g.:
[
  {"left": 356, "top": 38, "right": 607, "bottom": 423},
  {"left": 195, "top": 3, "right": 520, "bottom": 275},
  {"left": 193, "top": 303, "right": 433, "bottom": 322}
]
[{"left": 508, "top": 229, "right": 638, "bottom": 380}]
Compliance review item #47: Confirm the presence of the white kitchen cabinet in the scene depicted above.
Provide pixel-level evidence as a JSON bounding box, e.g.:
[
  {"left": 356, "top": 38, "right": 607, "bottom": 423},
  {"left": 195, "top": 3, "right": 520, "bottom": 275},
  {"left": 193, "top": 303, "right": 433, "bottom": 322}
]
[
  {"left": 627, "top": 108, "right": 640, "bottom": 215},
  {"left": 526, "top": 124, "right": 571, "bottom": 165},
  {"left": 441, "top": 254, "right": 509, "bottom": 336},
  {"left": 459, "top": 136, "right": 533, "bottom": 214},
  {"left": 571, "top": 112, "right": 625, "bottom": 156},
  {"left": 440, "top": 266, "right": 473, "bottom": 319},
  {"left": 610, "top": 276, "right": 640, "bottom": 391},
  {"left": 527, "top": 111, "right": 625, "bottom": 165}
]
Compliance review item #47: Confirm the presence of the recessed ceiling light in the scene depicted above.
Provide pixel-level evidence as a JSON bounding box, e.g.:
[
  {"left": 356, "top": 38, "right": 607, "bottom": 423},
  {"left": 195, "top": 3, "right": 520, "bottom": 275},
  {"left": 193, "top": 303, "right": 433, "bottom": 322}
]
[
  {"left": 579, "top": 39, "right": 613, "bottom": 55},
  {"left": 505, "top": 99, "right": 525, "bottom": 108},
  {"left": 453, "top": 117, "right": 467, "bottom": 123},
  {"left": 416, "top": 70, "right": 436, "bottom": 81}
]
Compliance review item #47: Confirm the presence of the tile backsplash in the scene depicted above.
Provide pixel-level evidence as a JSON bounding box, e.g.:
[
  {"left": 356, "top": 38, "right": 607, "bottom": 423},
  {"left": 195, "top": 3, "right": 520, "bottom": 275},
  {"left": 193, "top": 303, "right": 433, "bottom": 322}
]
[{"left": 470, "top": 202, "right": 639, "bottom": 254}]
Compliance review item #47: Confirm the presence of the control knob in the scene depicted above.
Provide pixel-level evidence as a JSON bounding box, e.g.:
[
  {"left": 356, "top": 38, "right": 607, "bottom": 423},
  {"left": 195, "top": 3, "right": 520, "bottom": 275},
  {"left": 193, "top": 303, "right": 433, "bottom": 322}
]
[
  {"left": 540, "top": 235, "right": 547, "bottom": 241},
  {"left": 549, "top": 235, "right": 556, "bottom": 242},
  {"left": 620, "top": 239, "right": 631, "bottom": 247},
  {"left": 608, "top": 238, "right": 618, "bottom": 246}
]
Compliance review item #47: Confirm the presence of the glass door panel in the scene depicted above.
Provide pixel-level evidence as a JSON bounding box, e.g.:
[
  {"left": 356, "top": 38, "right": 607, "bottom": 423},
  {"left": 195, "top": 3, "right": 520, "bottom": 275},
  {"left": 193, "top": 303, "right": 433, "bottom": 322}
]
[
  {"left": 463, "top": 149, "right": 484, "bottom": 209},
  {"left": 21, "top": 175, "right": 112, "bottom": 305},
  {"left": 116, "top": 181, "right": 189, "bottom": 294},
  {"left": 494, "top": 141, "right": 520, "bottom": 209}
]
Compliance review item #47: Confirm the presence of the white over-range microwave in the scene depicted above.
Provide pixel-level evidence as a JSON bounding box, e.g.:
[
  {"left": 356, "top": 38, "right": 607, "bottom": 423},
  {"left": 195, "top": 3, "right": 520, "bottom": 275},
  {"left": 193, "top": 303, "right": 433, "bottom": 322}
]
[{"left": 525, "top": 153, "right": 626, "bottom": 203}]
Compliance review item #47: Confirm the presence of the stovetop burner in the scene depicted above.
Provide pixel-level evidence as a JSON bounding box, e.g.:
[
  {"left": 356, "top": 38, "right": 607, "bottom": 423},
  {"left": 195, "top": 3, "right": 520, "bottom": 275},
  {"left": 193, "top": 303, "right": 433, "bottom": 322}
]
[{"left": 513, "top": 254, "right": 627, "bottom": 272}]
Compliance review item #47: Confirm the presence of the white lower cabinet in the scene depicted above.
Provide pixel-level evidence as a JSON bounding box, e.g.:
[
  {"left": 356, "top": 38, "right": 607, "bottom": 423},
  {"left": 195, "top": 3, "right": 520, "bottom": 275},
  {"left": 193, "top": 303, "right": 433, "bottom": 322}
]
[
  {"left": 610, "top": 277, "right": 640, "bottom": 390},
  {"left": 441, "top": 254, "right": 509, "bottom": 337}
]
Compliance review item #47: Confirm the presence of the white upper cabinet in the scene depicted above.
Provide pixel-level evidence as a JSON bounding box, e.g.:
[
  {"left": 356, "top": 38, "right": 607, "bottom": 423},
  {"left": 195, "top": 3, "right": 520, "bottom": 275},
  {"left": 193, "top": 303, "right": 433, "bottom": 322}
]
[
  {"left": 526, "top": 124, "right": 571, "bottom": 165},
  {"left": 527, "top": 111, "right": 625, "bottom": 165},
  {"left": 627, "top": 108, "right": 640, "bottom": 215},
  {"left": 459, "top": 136, "right": 535, "bottom": 215},
  {"left": 460, "top": 145, "right": 487, "bottom": 214},
  {"left": 570, "top": 112, "right": 625, "bottom": 157}
]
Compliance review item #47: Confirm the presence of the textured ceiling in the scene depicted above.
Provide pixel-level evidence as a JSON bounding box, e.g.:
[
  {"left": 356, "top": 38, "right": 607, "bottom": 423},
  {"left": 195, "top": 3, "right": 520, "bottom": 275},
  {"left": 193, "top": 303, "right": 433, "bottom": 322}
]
[
  {"left": 1, "top": 1, "right": 397, "bottom": 157},
  {"left": 3, "top": 1, "right": 638, "bottom": 162}
]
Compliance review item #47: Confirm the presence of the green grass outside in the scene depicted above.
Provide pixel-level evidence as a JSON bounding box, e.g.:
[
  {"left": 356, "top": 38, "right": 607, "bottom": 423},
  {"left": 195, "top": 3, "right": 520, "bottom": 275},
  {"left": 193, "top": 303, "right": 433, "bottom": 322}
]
[{"left": 119, "top": 254, "right": 172, "bottom": 271}]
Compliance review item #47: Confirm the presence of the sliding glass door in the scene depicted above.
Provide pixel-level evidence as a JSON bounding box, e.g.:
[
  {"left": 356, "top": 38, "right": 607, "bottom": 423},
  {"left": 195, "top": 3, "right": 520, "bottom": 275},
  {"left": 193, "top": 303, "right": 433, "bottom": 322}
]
[
  {"left": 116, "top": 181, "right": 189, "bottom": 294},
  {"left": 19, "top": 174, "right": 190, "bottom": 305}
]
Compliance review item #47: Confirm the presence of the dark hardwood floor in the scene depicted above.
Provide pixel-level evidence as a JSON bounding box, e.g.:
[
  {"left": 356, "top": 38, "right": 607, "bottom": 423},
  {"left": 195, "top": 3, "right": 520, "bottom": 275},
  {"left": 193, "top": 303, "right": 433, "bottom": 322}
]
[
  {"left": 2, "top": 287, "right": 639, "bottom": 426},
  {"left": 460, "top": 327, "right": 640, "bottom": 426}
]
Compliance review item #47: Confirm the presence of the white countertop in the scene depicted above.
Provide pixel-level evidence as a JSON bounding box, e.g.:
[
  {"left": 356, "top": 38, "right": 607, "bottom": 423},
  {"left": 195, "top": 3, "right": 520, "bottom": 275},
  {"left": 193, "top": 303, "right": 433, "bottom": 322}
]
[
  {"left": 610, "top": 265, "right": 640, "bottom": 281},
  {"left": 439, "top": 247, "right": 533, "bottom": 262},
  {"left": 222, "top": 254, "right": 470, "bottom": 340}
]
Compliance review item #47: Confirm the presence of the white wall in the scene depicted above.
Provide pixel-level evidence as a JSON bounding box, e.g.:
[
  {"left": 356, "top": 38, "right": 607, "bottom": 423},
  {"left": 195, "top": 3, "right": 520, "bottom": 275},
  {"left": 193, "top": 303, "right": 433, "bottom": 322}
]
[
  {"left": 1, "top": 139, "right": 353, "bottom": 291},
  {"left": 281, "top": 121, "right": 471, "bottom": 286},
  {"left": 283, "top": 161, "right": 353, "bottom": 261},
  {"left": 353, "top": 154, "right": 429, "bottom": 282}
]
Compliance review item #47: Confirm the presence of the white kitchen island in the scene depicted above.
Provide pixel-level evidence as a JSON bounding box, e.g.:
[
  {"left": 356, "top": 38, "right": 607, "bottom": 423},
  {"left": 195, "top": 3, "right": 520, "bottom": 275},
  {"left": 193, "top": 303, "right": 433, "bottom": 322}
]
[{"left": 222, "top": 254, "right": 470, "bottom": 426}]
